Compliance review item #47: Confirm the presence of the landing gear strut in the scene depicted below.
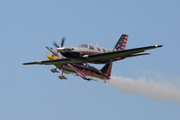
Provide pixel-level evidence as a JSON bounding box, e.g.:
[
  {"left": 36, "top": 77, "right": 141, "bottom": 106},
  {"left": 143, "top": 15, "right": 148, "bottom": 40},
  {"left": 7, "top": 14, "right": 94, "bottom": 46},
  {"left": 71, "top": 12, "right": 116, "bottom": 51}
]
[
  {"left": 50, "top": 68, "right": 59, "bottom": 73},
  {"left": 58, "top": 69, "right": 67, "bottom": 80}
]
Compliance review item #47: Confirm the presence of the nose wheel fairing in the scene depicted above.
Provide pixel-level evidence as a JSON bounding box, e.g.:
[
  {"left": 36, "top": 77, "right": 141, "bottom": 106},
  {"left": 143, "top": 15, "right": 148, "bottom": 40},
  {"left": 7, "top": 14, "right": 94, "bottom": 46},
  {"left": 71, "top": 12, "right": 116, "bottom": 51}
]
[{"left": 58, "top": 75, "right": 67, "bottom": 80}]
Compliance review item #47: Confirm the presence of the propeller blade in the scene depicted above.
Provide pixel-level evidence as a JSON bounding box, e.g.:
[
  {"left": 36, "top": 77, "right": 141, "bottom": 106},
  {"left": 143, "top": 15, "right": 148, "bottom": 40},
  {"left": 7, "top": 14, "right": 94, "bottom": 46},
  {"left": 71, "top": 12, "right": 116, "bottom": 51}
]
[
  {"left": 61, "top": 37, "right": 65, "bottom": 47},
  {"left": 53, "top": 42, "right": 59, "bottom": 48},
  {"left": 46, "top": 52, "right": 50, "bottom": 57},
  {"left": 47, "top": 65, "right": 51, "bottom": 70}
]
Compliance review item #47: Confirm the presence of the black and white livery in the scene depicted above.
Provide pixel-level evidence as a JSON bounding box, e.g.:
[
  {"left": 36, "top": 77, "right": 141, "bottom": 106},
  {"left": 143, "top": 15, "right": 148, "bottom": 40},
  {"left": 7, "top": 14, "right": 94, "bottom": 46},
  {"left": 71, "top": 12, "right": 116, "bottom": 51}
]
[{"left": 23, "top": 34, "right": 162, "bottom": 81}]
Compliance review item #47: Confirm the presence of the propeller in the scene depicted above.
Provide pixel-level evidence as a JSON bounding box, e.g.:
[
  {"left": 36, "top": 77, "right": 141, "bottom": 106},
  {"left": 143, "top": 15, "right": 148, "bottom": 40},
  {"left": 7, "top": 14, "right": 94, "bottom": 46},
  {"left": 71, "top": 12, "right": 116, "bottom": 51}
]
[
  {"left": 61, "top": 37, "right": 65, "bottom": 47},
  {"left": 53, "top": 37, "right": 73, "bottom": 53},
  {"left": 53, "top": 37, "right": 65, "bottom": 48},
  {"left": 53, "top": 41, "right": 59, "bottom": 48}
]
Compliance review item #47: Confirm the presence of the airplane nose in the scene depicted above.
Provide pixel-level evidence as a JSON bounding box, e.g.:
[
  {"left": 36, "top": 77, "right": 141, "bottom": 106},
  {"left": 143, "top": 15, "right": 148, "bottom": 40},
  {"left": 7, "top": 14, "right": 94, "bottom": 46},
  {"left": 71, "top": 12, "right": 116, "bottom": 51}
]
[
  {"left": 57, "top": 47, "right": 65, "bottom": 52},
  {"left": 57, "top": 47, "right": 74, "bottom": 52}
]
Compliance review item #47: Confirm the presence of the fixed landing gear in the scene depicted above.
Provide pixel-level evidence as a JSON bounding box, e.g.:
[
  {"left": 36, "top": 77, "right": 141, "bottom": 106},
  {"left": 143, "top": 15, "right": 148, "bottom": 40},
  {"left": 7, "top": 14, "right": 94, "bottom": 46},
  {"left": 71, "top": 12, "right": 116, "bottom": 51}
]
[
  {"left": 50, "top": 68, "right": 59, "bottom": 73},
  {"left": 50, "top": 68, "right": 67, "bottom": 80},
  {"left": 58, "top": 75, "right": 67, "bottom": 79},
  {"left": 58, "top": 69, "right": 67, "bottom": 80}
]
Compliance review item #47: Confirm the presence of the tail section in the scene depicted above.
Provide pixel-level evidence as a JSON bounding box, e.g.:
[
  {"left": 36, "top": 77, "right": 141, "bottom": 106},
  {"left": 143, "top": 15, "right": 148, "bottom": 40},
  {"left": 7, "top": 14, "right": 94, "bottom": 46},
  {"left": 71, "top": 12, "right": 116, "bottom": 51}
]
[
  {"left": 113, "top": 34, "right": 128, "bottom": 51},
  {"left": 101, "top": 63, "right": 113, "bottom": 77}
]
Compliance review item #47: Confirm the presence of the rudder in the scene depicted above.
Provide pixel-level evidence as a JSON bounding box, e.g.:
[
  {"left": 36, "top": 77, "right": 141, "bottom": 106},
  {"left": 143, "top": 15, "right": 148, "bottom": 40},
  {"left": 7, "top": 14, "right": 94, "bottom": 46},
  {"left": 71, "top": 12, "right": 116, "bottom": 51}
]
[
  {"left": 113, "top": 34, "right": 128, "bottom": 51},
  {"left": 101, "top": 63, "right": 113, "bottom": 77}
]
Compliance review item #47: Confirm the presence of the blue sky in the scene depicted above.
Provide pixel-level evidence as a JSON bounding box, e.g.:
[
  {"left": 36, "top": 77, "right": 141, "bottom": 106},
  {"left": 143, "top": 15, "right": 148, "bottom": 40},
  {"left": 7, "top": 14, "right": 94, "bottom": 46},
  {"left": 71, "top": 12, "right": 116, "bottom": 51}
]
[{"left": 0, "top": 0, "right": 180, "bottom": 120}]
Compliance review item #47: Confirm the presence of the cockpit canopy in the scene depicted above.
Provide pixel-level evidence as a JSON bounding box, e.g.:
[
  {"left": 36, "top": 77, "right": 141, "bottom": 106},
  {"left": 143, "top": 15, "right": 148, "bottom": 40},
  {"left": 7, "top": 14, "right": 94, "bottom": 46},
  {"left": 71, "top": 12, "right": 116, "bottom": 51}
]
[
  {"left": 78, "top": 44, "right": 112, "bottom": 53},
  {"left": 79, "top": 44, "right": 95, "bottom": 50},
  {"left": 78, "top": 44, "right": 88, "bottom": 48}
]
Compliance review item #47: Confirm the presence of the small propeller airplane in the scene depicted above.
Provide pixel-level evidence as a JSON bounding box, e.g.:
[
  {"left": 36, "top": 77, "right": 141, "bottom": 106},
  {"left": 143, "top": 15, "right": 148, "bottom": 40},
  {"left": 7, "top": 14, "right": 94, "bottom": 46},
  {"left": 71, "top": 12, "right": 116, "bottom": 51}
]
[{"left": 23, "top": 34, "right": 162, "bottom": 82}]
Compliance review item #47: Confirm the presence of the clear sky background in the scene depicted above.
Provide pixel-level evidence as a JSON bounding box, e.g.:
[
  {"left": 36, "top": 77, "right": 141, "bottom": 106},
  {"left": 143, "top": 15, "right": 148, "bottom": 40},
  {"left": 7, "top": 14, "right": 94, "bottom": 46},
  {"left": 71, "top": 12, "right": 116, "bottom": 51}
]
[{"left": 0, "top": 0, "right": 180, "bottom": 120}]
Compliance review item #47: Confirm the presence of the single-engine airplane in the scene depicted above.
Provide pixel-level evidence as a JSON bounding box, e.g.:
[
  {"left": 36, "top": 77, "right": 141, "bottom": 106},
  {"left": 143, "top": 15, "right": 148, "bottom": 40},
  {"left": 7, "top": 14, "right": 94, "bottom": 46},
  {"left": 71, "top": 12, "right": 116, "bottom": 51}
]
[{"left": 23, "top": 34, "right": 162, "bottom": 82}]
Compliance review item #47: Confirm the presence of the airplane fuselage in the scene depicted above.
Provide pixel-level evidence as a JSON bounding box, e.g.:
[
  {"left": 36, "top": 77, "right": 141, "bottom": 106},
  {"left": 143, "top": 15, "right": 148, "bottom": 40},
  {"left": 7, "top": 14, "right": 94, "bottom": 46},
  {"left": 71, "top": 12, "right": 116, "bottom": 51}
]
[
  {"left": 58, "top": 44, "right": 116, "bottom": 64},
  {"left": 55, "top": 63, "right": 110, "bottom": 80}
]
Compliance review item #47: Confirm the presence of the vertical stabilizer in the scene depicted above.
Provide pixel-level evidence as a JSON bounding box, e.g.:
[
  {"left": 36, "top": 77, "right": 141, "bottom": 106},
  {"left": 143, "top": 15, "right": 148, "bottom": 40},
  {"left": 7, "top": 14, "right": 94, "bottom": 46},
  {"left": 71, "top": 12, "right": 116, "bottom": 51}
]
[
  {"left": 113, "top": 34, "right": 128, "bottom": 51},
  {"left": 101, "top": 63, "right": 113, "bottom": 77}
]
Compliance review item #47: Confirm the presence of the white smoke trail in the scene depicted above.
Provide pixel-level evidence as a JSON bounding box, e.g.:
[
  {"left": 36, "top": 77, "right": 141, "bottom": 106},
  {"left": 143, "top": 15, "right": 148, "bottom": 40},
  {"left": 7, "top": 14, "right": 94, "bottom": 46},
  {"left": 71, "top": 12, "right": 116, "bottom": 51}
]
[{"left": 107, "top": 76, "right": 180, "bottom": 103}]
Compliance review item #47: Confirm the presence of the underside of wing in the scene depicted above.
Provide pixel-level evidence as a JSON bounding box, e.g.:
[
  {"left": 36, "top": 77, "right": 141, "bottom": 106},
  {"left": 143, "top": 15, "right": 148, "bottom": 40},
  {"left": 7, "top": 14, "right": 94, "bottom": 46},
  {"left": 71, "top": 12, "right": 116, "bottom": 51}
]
[
  {"left": 83, "top": 45, "right": 163, "bottom": 63},
  {"left": 23, "top": 58, "right": 83, "bottom": 65},
  {"left": 67, "top": 64, "right": 91, "bottom": 80}
]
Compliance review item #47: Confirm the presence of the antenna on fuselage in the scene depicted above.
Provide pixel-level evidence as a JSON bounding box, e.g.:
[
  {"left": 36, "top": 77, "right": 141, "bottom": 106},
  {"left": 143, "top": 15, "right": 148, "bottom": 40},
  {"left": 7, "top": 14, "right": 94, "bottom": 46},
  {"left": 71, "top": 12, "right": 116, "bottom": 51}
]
[{"left": 96, "top": 43, "right": 99, "bottom": 46}]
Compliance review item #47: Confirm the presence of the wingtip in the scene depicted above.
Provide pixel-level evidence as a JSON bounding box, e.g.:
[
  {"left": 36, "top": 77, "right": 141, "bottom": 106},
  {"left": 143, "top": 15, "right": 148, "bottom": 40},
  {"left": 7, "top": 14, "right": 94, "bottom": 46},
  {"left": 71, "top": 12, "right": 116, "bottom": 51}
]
[
  {"left": 155, "top": 45, "right": 163, "bottom": 48},
  {"left": 22, "top": 63, "right": 31, "bottom": 65}
]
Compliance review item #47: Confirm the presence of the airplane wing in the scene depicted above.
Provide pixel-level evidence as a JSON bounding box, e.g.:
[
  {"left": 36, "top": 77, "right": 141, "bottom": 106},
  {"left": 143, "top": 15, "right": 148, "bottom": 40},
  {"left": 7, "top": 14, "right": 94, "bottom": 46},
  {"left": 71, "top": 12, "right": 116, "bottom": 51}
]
[
  {"left": 83, "top": 45, "right": 163, "bottom": 62},
  {"left": 23, "top": 45, "right": 162, "bottom": 65},
  {"left": 23, "top": 58, "right": 83, "bottom": 65},
  {"left": 67, "top": 64, "right": 91, "bottom": 80}
]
